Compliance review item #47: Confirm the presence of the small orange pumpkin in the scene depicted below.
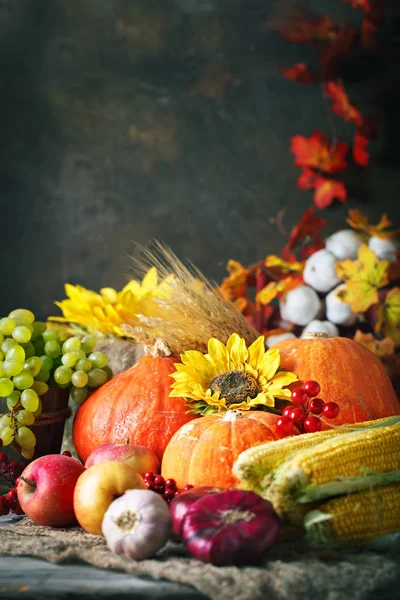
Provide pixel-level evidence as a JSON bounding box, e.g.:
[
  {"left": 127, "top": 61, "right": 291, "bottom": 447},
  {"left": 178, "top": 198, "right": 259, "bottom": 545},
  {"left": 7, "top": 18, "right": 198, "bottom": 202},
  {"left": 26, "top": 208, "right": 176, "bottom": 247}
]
[
  {"left": 161, "top": 410, "right": 297, "bottom": 489},
  {"left": 274, "top": 333, "right": 400, "bottom": 427},
  {"left": 72, "top": 355, "right": 197, "bottom": 463}
]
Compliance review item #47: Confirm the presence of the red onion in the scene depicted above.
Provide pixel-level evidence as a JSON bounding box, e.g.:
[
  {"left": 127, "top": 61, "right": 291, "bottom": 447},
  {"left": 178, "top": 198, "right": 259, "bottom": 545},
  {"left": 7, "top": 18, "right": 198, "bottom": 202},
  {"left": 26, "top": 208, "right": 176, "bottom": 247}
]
[
  {"left": 170, "top": 486, "right": 224, "bottom": 539},
  {"left": 181, "top": 490, "right": 280, "bottom": 566}
]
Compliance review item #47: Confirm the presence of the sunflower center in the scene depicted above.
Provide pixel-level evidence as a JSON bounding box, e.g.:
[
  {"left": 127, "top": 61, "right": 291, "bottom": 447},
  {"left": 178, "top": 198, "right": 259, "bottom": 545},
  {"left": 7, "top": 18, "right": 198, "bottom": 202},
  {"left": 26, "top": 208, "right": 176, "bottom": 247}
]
[{"left": 209, "top": 370, "right": 259, "bottom": 406}]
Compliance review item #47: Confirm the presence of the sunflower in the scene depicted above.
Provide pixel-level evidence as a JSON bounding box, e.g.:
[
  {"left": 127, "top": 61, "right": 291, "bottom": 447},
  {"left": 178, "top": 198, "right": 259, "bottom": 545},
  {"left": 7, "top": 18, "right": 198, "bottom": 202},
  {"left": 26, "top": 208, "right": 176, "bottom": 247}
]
[
  {"left": 169, "top": 333, "right": 298, "bottom": 415},
  {"left": 49, "top": 267, "right": 173, "bottom": 337}
]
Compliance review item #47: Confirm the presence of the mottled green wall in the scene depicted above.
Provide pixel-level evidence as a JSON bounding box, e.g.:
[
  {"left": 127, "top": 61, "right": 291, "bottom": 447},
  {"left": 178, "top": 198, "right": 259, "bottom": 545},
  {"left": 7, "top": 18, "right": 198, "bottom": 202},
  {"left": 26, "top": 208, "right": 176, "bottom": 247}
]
[{"left": 0, "top": 0, "right": 398, "bottom": 318}]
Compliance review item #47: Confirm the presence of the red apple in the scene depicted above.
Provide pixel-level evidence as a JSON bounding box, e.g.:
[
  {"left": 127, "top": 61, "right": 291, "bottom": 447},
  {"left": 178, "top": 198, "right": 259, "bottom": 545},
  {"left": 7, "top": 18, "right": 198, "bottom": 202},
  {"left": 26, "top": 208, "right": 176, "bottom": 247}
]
[
  {"left": 17, "top": 454, "right": 85, "bottom": 527},
  {"left": 73, "top": 461, "right": 146, "bottom": 535},
  {"left": 85, "top": 443, "right": 160, "bottom": 475}
]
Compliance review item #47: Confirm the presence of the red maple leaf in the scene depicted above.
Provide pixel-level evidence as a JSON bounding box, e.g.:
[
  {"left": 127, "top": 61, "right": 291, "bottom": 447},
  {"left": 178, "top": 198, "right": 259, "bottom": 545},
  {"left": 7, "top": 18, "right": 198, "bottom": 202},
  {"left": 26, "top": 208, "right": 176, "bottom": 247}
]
[
  {"left": 353, "top": 131, "right": 370, "bottom": 166},
  {"left": 297, "top": 168, "right": 318, "bottom": 190},
  {"left": 279, "top": 63, "right": 318, "bottom": 84},
  {"left": 280, "top": 14, "right": 339, "bottom": 43},
  {"left": 321, "top": 28, "right": 357, "bottom": 78},
  {"left": 343, "top": 0, "right": 371, "bottom": 12},
  {"left": 283, "top": 206, "right": 327, "bottom": 254},
  {"left": 361, "top": 1, "right": 383, "bottom": 49},
  {"left": 291, "top": 131, "right": 348, "bottom": 173},
  {"left": 324, "top": 81, "right": 363, "bottom": 126},
  {"left": 313, "top": 177, "right": 347, "bottom": 209}
]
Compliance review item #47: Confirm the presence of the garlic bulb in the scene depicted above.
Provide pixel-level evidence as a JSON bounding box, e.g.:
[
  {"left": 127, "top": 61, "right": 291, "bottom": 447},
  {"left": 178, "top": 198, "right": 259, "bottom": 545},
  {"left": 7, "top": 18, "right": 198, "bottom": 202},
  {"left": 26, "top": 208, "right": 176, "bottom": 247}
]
[
  {"left": 303, "top": 249, "right": 341, "bottom": 293},
  {"left": 102, "top": 489, "right": 172, "bottom": 560},
  {"left": 279, "top": 285, "right": 322, "bottom": 326},
  {"left": 326, "top": 284, "right": 357, "bottom": 326},
  {"left": 368, "top": 236, "right": 398, "bottom": 263},
  {"left": 325, "top": 230, "right": 363, "bottom": 260},
  {"left": 266, "top": 332, "right": 296, "bottom": 348},
  {"left": 301, "top": 319, "right": 339, "bottom": 338}
]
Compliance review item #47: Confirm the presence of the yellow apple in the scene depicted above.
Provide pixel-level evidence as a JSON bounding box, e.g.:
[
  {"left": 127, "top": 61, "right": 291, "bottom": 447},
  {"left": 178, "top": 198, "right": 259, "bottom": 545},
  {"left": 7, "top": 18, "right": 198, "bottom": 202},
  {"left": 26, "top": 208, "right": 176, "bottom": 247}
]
[{"left": 73, "top": 461, "right": 146, "bottom": 535}]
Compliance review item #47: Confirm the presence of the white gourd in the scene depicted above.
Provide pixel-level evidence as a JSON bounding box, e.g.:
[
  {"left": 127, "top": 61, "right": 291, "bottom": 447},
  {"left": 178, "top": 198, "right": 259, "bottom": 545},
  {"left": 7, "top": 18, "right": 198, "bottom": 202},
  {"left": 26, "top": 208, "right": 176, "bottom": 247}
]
[
  {"left": 326, "top": 284, "right": 357, "bottom": 326},
  {"left": 368, "top": 236, "right": 397, "bottom": 263},
  {"left": 301, "top": 319, "right": 339, "bottom": 338},
  {"left": 325, "top": 230, "right": 363, "bottom": 260},
  {"left": 279, "top": 285, "right": 322, "bottom": 326},
  {"left": 303, "top": 249, "right": 341, "bottom": 293},
  {"left": 266, "top": 332, "right": 296, "bottom": 348}
]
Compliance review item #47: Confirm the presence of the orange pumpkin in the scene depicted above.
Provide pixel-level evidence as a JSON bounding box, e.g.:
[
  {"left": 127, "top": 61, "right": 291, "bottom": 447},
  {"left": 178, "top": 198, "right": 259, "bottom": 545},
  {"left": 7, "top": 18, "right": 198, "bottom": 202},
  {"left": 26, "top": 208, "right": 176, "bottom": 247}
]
[
  {"left": 72, "top": 355, "right": 197, "bottom": 463},
  {"left": 161, "top": 410, "right": 297, "bottom": 489},
  {"left": 274, "top": 333, "right": 400, "bottom": 427}
]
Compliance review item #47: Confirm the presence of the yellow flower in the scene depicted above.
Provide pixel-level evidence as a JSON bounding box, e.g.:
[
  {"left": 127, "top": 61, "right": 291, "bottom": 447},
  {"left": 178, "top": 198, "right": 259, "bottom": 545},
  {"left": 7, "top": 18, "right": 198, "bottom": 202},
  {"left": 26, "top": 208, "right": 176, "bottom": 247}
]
[
  {"left": 335, "top": 244, "right": 389, "bottom": 313},
  {"left": 346, "top": 209, "right": 400, "bottom": 239},
  {"left": 169, "top": 332, "right": 298, "bottom": 415},
  {"left": 49, "top": 268, "right": 173, "bottom": 337}
]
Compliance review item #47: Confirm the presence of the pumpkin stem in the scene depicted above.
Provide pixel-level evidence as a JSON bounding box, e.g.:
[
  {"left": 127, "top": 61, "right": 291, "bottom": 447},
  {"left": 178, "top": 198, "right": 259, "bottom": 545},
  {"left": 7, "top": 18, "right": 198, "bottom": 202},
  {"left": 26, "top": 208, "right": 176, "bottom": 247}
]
[
  {"left": 302, "top": 332, "right": 329, "bottom": 339},
  {"left": 147, "top": 339, "right": 172, "bottom": 358}
]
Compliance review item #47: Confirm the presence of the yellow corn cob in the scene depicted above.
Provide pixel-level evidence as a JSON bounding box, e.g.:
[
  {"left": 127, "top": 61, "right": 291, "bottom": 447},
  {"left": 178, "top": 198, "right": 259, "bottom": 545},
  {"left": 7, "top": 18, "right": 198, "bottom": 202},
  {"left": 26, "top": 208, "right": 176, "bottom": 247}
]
[
  {"left": 304, "top": 483, "right": 400, "bottom": 544},
  {"left": 267, "top": 422, "right": 400, "bottom": 517},
  {"left": 233, "top": 416, "right": 400, "bottom": 493}
]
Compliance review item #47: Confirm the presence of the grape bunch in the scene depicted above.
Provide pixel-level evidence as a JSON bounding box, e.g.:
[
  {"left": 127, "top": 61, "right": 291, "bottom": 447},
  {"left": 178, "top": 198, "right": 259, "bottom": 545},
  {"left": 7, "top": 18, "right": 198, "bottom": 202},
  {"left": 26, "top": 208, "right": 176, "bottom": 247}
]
[
  {"left": 143, "top": 472, "right": 193, "bottom": 504},
  {"left": 0, "top": 451, "right": 24, "bottom": 516},
  {"left": 0, "top": 308, "right": 111, "bottom": 459},
  {"left": 276, "top": 379, "right": 340, "bottom": 437}
]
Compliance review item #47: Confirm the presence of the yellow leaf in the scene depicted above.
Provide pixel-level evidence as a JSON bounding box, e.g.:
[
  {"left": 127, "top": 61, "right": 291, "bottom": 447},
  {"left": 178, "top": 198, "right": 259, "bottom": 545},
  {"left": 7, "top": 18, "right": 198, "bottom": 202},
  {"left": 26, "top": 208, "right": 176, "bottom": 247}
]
[
  {"left": 346, "top": 209, "right": 400, "bottom": 239},
  {"left": 265, "top": 255, "right": 304, "bottom": 274},
  {"left": 256, "top": 277, "right": 301, "bottom": 305},
  {"left": 375, "top": 287, "right": 400, "bottom": 345},
  {"left": 353, "top": 330, "right": 395, "bottom": 358}
]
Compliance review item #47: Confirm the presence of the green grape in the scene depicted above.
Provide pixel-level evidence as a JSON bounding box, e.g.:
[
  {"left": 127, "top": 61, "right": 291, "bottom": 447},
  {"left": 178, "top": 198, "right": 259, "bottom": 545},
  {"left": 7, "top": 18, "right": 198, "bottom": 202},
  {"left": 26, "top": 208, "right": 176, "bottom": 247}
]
[
  {"left": 0, "top": 317, "right": 17, "bottom": 336},
  {"left": 1, "top": 338, "right": 18, "bottom": 354},
  {"left": 32, "top": 398, "right": 42, "bottom": 417},
  {"left": 0, "top": 377, "right": 14, "bottom": 396},
  {"left": 17, "top": 410, "right": 35, "bottom": 426},
  {"left": 87, "top": 368, "right": 108, "bottom": 388},
  {"left": 31, "top": 381, "right": 48, "bottom": 396},
  {"left": 54, "top": 366, "right": 73, "bottom": 385},
  {"left": 103, "top": 365, "right": 113, "bottom": 380},
  {"left": 2, "top": 360, "right": 24, "bottom": 377},
  {"left": 8, "top": 309, "right": 35, "bottom": 324},
  {"left": 6, "top": 344, "right": 25, "bottom": 362},
  {"left": 0, "top": 332, "right": 3, "bottom": 346},
  {"left": 34, "top": 367, "right": 50, "bottom": 383},
  {"left": 6, "top": 390, "right": 21, "bottom": 410},
  {"left": 21, "top": 447, "right": 35, "bottom": 459},
  {"left": 15, "top": 426, "right": 36, "bottom": 450},
  {"left": 13, "top": 319, "right": 34, "bottom": 334},
  {"left": 71, "top": 370, "right": 89, "bottom": 388},
  {"left": 0, "top": 362, "right": 5, "bottom": 378},
  {"left": 22, "top": 341, "right": 36, "bottom": 358},
  {"left": 40, "top": 355, "right": 54, "bottom": 370},
  {"left": 70, "top": 385, "right": 89, "bottom": 405},
  {"left": 31, "top": 321, "right": 46, "bottom": 341},
  {"left": 13, "top": 372, "right": 34, "bottom": 390},
  {"left": 0, "top": 351, "right": 3, "bottom": 362},
  {"left": 62, "top": 337, "right": 81, "bottom": 353},
  {"left": 0, "top": 426, "right": 14, "bottom": 446},
  {"left": 75, "top": 358, "right": 92, "bottom": 372},
  {"left": 32, "top": 339, "right": 45, "bottom": 356},
  {"left": 12, "top": 326, "right": 32, "bottom": 344},
  {"left": 72, "top": 349, "right": 86, "bottom": 360},
  {"left": 44, "top": 340, "right": 61, "bottom": 358},
  {"left": 23, "top": 356, "right": 42, "bottom": 377},
  {"left": 53, "top": 356, "right": 63, "bottom": 368},
  {"left": 81, "top": 334, "right": 97, "bottom": 354},
  {"left": 88, "top": 351, "right": 108, "bottom": 369},
  {"left": 0, "top": 414, "right": 11, "bottom": 429},
  {"left": 42, "top": 329, "right": 60, "bottom": 342},
  {"left": 20, "top": 389, "right": 40, "bottom": 412},
  {"left": 61, "top": 352, "right": 78, "bottom": 368}
]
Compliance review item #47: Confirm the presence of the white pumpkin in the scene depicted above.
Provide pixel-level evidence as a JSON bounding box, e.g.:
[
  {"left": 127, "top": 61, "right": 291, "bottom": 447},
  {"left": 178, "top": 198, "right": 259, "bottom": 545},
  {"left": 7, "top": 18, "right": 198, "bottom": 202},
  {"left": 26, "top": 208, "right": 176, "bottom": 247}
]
[
  {"left": 325, "top": 230, "right": 363, "bottom": 261},
  {"left": 266, "top": 332, "right": 296, "bottom": 348},
  {"left": 303, "top": 249, "right": 341, "bottom": 293},
  {"left": 301, "top": 319, "right": 339, "bottom": 338},
  {"left": 368, "top": 236, "right": 397, "bottom": 263},
  {"left": 326, "top": 284, "right": 357, "bottom": 326},
  {"left": 279, "top": 285, "right": 322, "bottom": 326}
]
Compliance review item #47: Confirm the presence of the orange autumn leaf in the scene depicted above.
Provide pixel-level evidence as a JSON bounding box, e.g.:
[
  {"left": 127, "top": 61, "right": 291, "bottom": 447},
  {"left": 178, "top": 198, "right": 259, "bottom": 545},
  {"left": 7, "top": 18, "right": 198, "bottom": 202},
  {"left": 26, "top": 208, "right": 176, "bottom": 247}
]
[
  {"left": 265, "top": 255, "right": 304, "bottom": 275},
  {"left": 375, "top": 287, "right": 400, "bottom": 345},
  {"left": 283, "top": 205, "right": 327, "bottom": 254},
  {"left": 291, "top": 131, "right": 348, "bottom": 173},
  {"left": 343, "top": 0, "right": 371, "bottom": 12},
  {"left": 353, "top": 131, "right": 370, "bottom": 166},
  {"left": 220, "top": 260, "right": 249, "bottom": 300},
  {"left": 336, "top": 244, "right": 390, "bottom": 312},
  {"left": 278, "top": 63, "right": 318, "bottom": 84},
  {"left": 346, "top": 209, "right": 400, "bottom": 239},
  {"left": 256, "top": 277, "right": 301, "bottom": 306},
  {"left": 280, "top": 14, "right": 339, "bottom": 43},
  {"left": 324, "top": 81, "right": 363, "bottom": 126},
  {"left": 297, "top": 168, "right": 318, "bottom": 190},
  {"left": 353, "top": 330, "right": 395, "bottom": 358},
  {"left": 313, "top": 177, "right": 347, "bottom": 209}
]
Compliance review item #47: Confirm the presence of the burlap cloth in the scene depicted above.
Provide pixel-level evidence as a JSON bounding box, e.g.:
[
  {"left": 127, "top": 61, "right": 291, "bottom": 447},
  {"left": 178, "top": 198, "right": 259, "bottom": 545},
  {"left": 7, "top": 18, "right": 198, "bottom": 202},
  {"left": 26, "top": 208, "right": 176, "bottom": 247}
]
[{"left": 1, "top": 518, "right": 400, "bottom": 600}]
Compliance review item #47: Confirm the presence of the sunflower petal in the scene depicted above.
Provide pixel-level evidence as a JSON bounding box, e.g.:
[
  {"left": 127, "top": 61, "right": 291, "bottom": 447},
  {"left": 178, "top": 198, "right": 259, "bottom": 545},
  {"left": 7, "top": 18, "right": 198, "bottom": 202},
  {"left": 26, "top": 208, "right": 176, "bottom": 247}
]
[
  {"left": 258, "top": 348, "right": 281, "bottom": 380},
  {"left": 207, "top": 338, "right": 229, "bottom": 372},
  {"left": 247, "top": 336, "right": 266, "bottom": 370},
  {"left": 226, "top": 333, "right": 248, "bottom": 369}
]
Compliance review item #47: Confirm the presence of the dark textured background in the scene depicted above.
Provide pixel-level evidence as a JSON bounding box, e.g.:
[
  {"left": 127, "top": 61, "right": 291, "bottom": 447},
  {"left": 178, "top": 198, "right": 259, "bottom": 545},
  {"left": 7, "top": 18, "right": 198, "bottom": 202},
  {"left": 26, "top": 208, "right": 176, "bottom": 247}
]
[{"left": 0, "top": 0, "right": 399, "bottom": 319}]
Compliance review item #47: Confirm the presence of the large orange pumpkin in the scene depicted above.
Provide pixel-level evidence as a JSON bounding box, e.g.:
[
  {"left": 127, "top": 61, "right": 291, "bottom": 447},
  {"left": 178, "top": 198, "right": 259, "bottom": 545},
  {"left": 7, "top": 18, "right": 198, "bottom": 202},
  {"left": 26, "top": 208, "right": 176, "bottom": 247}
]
[
  {"left": 72, "top": 355, "right": 197, "bottom": 463},
  {"left": 274, "top": 333, "right": 400, "bottom": 427},
  {"left": 161, "top": 410, "right": 297, "bottom": 489}
]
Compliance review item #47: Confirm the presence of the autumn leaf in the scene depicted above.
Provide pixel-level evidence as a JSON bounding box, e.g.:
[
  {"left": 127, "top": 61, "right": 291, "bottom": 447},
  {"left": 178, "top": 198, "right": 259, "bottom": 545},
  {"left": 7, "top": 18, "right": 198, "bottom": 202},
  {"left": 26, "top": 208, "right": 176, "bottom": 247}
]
[
  {"left": 376, "top": 288, "right": 400, "bottom": 345},
  {"left": 343, "top": 0, "right": 371, "bottom": 12},
  {"left": 265, "top": 255, "right": 304, "bottom": 275},
  {"left": 321, "top": 28, "right": 357, "bottom": 78},
  {"left": 291, "top": 131, "right": 348, "bottom": 173},
  {"left": 313, "top": 177, "right": 347, "bottom": 209},
  {"left": 336, "top": 244, "right": 390, "bottom": 312},
  {"left": 280, "top": 14, "right": 339, "bottom": 43},
  {"left": 282, "top": 205, "right": 327, "bottom": 255},
  {"left": 297, "top": 168, "right": 318, "bottom": 190},
  {"left": 220, "top": 260, "right": 250, "bottom": 300},
  {"left": 353, "top": 330, "right": 395, "bottom": 358},
  {"left": 353, "top": 132, "right": 370, "bottom": 166},
  {"left": 346, "top": 209, "right": 400, "bottom": 239},
  {"left": 324, "top": 81, "right": 363, "bottom": 126},
  {"left": 256, "top": 277, "right": 302, "bottom": 305},
  {"left": 361, "top": 1, "right": 383, "bottom": 49},
  {"left": 278, "top": 63, "right": 318, "bottom": 84}
]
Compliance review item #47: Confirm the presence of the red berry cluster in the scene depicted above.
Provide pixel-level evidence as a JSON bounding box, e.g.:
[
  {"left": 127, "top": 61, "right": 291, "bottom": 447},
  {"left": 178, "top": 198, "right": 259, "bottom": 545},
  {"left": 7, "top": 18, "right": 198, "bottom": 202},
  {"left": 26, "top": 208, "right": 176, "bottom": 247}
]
[
  {"left": 143, "top": 472, "right": 193, "bottom": 504},
  {"left": 276, "top": 380, "right": 340, "bottom": 437},
  {"left": 0, "top": 451, "right": 25, "bottom": 516}
]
